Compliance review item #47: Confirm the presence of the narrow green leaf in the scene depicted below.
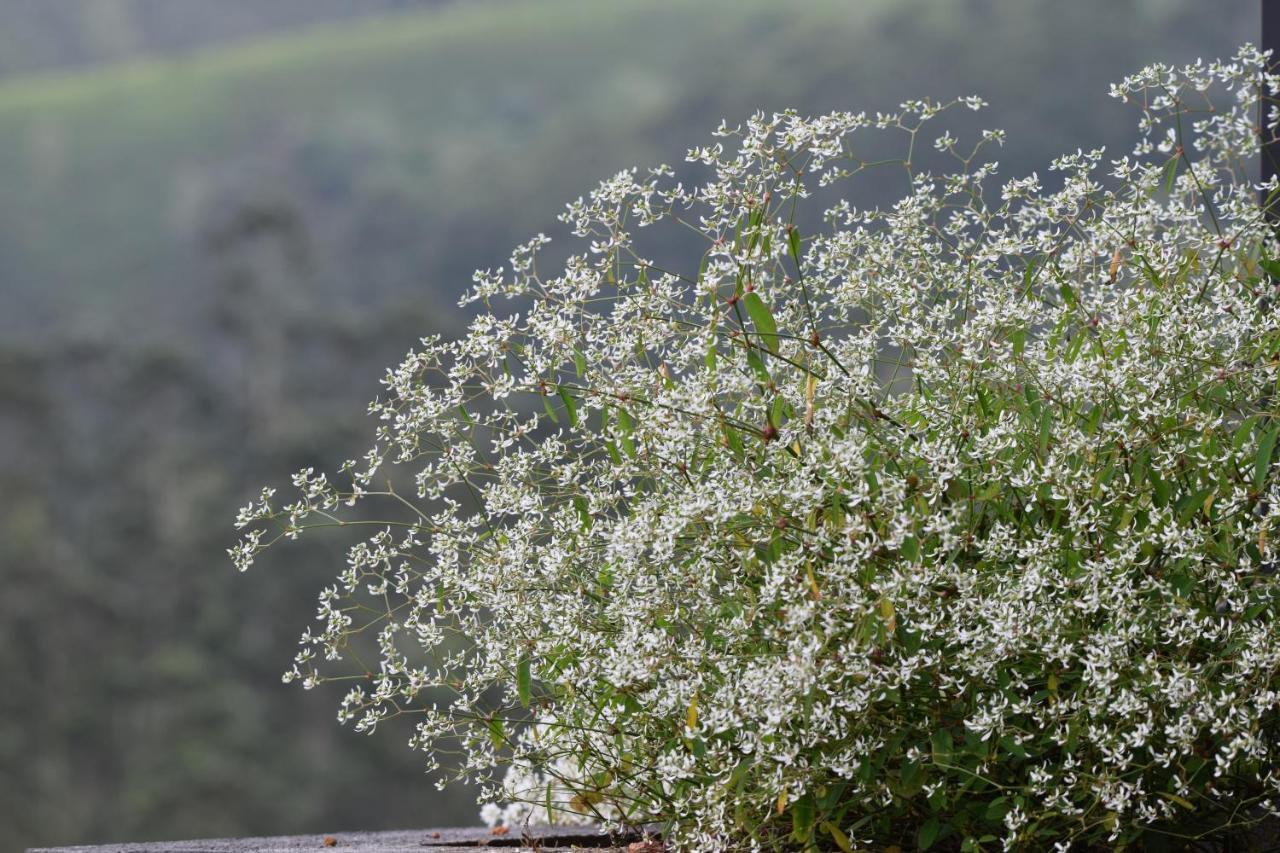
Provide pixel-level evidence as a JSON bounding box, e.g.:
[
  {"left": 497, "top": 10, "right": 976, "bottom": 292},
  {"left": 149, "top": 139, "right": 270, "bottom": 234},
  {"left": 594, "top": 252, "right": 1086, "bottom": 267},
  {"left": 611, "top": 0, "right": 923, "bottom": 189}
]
[
  {"left": 1059, "top": 282, "right": 1076, "bottom": 308},
  {"left": 617, "top": 407, "right": 637, "bottom": 458},
  {"left": 558, "top": 386, "right": 578, "bottom": 427},
  {"left": 930, "top": 729, "right": 953, "bottom": 761},
  {"left": 918, "top": 816, "right": 941, "bottom": 851},
  {"left": 1160, "top": 791, "right": 1196, "bottom": 810},
  {"left": 975, "top": 386, "right": 992, "bottom": 419},
  {"left": 1233, "top": 416, "right": 1259, "bottom": 452},
  {"left": 1255, "top": 425, "right": 1278, "bottom": 489},
  {"left": 770, "top": 395, "right": 786, "bottom": 428},
  {"left": 822, "top": 822, "right": 853, "bottom": 853},
  {"left": 743, "top": 292, "right": 780, "bottom": 354},
  {"left": 722, "top": 422, "right": 744, "bottom": 458},
  {"left": 1151, "top": 471, "right": 1171, "bottom": 508},
  {"left": 746, "top": 348, "right": 770, "bottom": 384},
  {"left": 788, "top": 226, "right": 802, "bottom": 264},
  {"left": 516, "top": 656, "right": 532, "bottom": 708},
  {"left": 1260, "top": 258, "right": 1280, "bottom": 280},
  {"left": 1083, "top": 403, "right": 1103, "bottom": 435},
  {"left": 573, "top": 495, "right": 591, "bottom": 530},
  {"left": 789, "top": 794, "right": 815, "bottom": 843},
  {"left": 1176, "top": 488, "right": 1213, "bottom": 524},
  {"left": 1162, "top": 155, "right": 1178, "bottom": 191},
  {"left": 486, "top": 717, "right": 507, "bottom": 749},
  {"left": 1038, "top": 408, "right": 1054, "bottom": 457},
  {"left": 1010, "top": 327, "right": 1027, "bottom": 357},
  {"left": 728, "top": 757, "right": 753, "bottom": 793}
]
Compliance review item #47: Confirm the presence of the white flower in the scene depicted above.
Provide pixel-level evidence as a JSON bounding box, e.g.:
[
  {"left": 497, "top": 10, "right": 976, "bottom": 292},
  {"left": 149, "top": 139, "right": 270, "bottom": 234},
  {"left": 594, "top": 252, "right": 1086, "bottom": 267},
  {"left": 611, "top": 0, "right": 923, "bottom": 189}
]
[{"left": 234, "top": 44, "right": 1280, "bottom": 852}]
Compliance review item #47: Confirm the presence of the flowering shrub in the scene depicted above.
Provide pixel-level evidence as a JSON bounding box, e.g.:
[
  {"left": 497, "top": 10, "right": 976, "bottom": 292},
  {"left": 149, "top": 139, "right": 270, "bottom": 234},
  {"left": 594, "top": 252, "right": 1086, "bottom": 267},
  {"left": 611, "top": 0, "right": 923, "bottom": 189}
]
[{"left": 233, "top": 47, "right": 1280, "bottom": 851}]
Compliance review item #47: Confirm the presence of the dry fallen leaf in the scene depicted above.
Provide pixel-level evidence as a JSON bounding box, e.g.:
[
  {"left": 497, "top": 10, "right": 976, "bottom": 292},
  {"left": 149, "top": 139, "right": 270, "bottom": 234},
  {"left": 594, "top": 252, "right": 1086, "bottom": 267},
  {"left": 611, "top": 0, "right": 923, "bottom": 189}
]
[
  {"left": 490, "top": 826, "right": 511, "bottom": 836},
  {"left": 627, "top": 842, "right": 664, "bottom": 853},
  {"left": 322, "top": 837, "right": 337, "bottom": 848}
]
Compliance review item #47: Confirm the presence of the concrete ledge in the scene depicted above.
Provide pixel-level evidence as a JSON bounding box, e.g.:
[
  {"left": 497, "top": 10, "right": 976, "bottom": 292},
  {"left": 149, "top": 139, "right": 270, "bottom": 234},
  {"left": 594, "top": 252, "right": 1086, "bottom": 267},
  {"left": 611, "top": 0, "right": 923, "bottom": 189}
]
[{"left": 26, "top": 825, "right": 654, "bottom": 853}]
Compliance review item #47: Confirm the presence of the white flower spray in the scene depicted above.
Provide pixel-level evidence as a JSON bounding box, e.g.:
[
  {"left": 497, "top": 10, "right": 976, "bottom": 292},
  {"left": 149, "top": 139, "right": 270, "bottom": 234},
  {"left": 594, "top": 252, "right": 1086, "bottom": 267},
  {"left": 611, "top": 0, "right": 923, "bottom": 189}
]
[{"left": 235, "top": 47, "right": 1280, "bottom": 850}]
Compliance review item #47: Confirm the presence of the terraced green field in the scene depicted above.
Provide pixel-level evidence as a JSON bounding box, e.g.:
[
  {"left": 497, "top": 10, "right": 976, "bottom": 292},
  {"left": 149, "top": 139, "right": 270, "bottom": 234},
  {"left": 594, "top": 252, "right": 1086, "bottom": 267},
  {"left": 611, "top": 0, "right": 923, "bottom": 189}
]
[{"left": 0, "top": 0, "right": 1249, "bottom": 337}]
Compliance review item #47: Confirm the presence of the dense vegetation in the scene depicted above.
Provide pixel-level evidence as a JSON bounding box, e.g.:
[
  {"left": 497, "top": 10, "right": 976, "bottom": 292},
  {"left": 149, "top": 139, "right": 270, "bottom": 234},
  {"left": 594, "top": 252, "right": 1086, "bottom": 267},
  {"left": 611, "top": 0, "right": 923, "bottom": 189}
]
[
  {"left": 236, "top": 48, "right": 1280, "bottom": 850},
  {"left": 0, "top": 1, "right": 1256, "bottom": 849}
]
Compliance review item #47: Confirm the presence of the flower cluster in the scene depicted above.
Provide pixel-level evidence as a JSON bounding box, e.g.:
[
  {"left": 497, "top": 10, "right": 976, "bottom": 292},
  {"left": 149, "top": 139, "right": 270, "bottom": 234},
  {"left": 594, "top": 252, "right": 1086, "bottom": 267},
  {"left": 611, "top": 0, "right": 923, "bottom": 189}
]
[{"left": 234, "top": 46, "right": 1280, "bottom": 851}]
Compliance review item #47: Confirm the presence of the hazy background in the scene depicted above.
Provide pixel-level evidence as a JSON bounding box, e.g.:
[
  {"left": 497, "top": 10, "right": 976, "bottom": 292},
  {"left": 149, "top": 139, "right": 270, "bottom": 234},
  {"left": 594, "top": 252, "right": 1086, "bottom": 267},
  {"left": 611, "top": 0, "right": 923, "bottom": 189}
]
[{"left": 0, "top": 1, "right": 1258, "bottom": 849}]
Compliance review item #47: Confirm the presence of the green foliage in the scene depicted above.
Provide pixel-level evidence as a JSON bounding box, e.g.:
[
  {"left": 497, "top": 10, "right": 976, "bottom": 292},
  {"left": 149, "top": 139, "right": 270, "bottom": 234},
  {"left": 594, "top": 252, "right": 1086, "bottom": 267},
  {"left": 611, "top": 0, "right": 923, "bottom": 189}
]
[
  {"left": 0, "top": 2, "right": 1264, "bottom": 851},
  {"left": 233, "top": 45, "right": 1280, "bottom": 852}
]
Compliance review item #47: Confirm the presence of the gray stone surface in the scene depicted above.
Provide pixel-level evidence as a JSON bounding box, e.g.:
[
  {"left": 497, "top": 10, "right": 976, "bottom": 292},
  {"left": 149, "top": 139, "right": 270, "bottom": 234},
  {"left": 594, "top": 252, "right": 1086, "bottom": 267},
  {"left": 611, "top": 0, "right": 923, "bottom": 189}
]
[{"left": 26, "top": 826, "right": 645, "bottom": 853}]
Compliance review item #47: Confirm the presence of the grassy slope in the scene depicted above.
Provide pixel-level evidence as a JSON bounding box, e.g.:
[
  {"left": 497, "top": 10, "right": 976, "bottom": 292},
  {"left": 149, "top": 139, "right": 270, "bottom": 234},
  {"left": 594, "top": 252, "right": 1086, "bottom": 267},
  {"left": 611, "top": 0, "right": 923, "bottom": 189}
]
[
  {"left": 0, "top": 0, "right": 870, "bottom": 329},
  {"left": 0, "top": 0, "right": 1252, "bottom": 337}
]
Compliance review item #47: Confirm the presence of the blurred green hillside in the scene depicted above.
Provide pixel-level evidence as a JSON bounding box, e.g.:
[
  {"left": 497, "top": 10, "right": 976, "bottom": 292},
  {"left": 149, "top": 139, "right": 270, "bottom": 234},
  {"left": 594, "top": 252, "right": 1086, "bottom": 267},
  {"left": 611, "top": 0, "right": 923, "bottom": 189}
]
[
  {"left": 0, "top": 0, "right": 1256, "bottom": 850},
  {"left": 0, "top": 0, "right": 1256, "bottom": 337},
  {"left": 0, "top": 0, "right": 457, "bottom": 78}
]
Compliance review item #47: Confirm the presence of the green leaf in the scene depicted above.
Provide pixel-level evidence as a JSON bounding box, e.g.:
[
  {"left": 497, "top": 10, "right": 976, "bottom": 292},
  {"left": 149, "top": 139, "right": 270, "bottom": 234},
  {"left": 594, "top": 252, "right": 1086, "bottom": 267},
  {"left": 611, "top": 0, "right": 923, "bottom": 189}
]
[
  {"left": 918, "top": 816, "right": 941, "bottom": 851},
  {"left": 1138, "top": 255, "right": 1164, "bottom": 288},
  {"left": 1021, "top": 258, "right": 1037, "bottom": 298},
  {"left": 1151, "top": 470, "right": 1171, "bottom": 508},
  {"left": 1160, "top": 791, "right": 1196, "bottom": 810},
  {"left": 1176, "top": 488, "right": 1213, "bottom": 524},
  {"left": 742, "top": 292, "right": 780, "bottom": 354},
  {"left": 558, "top": 386, "right": 578, "bottom": 427},
  {"left": 822, "top": 822, "right": 853, "bottom": 853},
  {"left": 975, "top": 385, "right": 992, "bottom": 419},
  {"left": 1038, "top": 408, "right": 1054, "bottom": 458},
  {"left": 930, "top": 729, "right": 953, "bottom": 761},
  {"left": 1083, "top": 403, "right": 1103, "bottom": 435},
  {"left": 541, "top": 392, "right": 559, "bottom": 424},
  {"left": 1059, "top": 282, "right": 1076, "bottom": 308},
  {"left": 1259, "top": 258, "right": 1280, "bottom": 280},
  {"left": 616, "top": 407, "right": 637, "bottom": 457},
  {"left": 1010, "top": 327, "right": 1027, "bottom": 358},
  {"left": 486, "top": 716, "right": 507, "bottom": 749},
  {"left": 727, "top": 757, "right": 753, "bottom": 794},
  {"left": 789, "top": 793, "right": 815, "bottom": 843},
  {"left": 788, "top": 226, "right": 802, "bottom": 264},
  {"left": 722, "top": 422, "right": 744, "bottom": 458},
  {"left": 1168, "top": 569, "right": 1194, "bottom": 599},
  {"left": 770, "top": 395, "right": 786, "bottom": 428},
  {"left": 746, "top": 348, "right": 771, "bottom": 384},
  {"left": 516, "top": 656, "right": 532, "bottom": 708},
  {"left": 573, "top": 495, "right": 591, "bottom": 530},
  {"left": 1255, "top": 425, "right": 1278, "bottom": 489},
  {"left": 1233, "top": 416, "right": 1259, "bottom": 452},
  {"left": 1162, "top": 155, "right": 1179, "bottom": 192}
]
